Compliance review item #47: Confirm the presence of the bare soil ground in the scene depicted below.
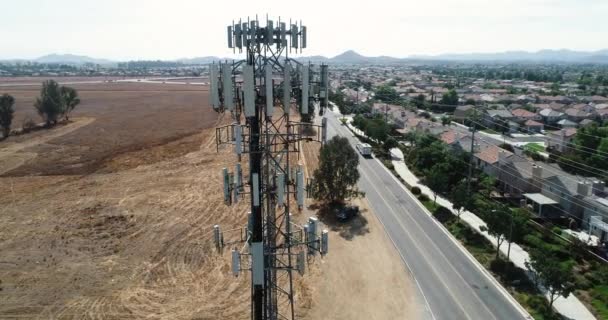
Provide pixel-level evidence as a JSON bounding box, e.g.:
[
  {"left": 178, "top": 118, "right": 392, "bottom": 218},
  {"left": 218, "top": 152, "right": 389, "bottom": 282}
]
[
  {"left": 298, "top": 139, "right": 424, "bottom": 320},
  {"left": 0, "top": 127, "right": 255, "bottom": 319},
  {"left": 0, "top": 77, "right": 144, "bottom": 85},
  {"left": 2, "top": 82, "right": 212, "bottom": 176},
  {"left": 0, "top": 81, "right": 422, "bottom": 319},
  {"left": 0, "top": 82, "right": 258, "bottom": 319}
]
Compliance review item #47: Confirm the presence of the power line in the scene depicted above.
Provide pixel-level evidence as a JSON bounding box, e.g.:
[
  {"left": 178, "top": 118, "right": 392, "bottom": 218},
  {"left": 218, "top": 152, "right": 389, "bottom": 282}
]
[
  {"left": 468, "top": 115, "right": 608, "bottom": 160},
  {"left": 425, "top": 130, "right": 607, "bottom": 224},
  {"left": 466, "top": 117, "right": 608, "bottom": 178},
  {"left": 367, "top": 93, "right": 608, "bottom": 171}
]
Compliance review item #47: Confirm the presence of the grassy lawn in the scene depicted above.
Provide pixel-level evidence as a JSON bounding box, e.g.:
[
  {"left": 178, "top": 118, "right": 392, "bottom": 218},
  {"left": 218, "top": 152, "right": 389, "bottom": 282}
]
[
  {"left": 421, "top": 199, "right": 440, "bottom": 212},
  {"left": 590, "top": 286, "right": 608, "bottom": 319},
  {"left": 525, "top": 143, "right": 545, "bottom": 153}
]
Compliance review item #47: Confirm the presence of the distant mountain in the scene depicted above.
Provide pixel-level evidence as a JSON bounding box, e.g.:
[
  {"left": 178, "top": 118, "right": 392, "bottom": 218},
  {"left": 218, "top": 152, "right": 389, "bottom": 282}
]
[
  {"left": 177, "top": 56, "right": 225, "bottom": 64},
  {"left": 34, "top": 54, "right": 114, "bottom": 65},
  {"left": 297, "top": 50, "right": 398, "bottom": 64},
  {"left": 296, "top": 49, "right": 608, "bottom": 64},
  {"left": 331, "top": 50, "right": 369, "bottom": 63},
  {"left": 411, "top": 49, "right": 608, "bottom": 63},
  {"left": 3, "top": 49, "right": 608, "bottom": 66}
]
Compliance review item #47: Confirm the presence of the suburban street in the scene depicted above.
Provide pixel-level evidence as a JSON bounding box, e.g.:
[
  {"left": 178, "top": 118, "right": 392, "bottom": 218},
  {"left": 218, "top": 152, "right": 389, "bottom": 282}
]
[{"left": 323, "top": 110, "right": 529, "bottom": 320}]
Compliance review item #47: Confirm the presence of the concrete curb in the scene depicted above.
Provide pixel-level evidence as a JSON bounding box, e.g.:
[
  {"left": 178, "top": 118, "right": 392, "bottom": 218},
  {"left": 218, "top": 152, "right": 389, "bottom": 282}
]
[{"left": 379, "top": 158, "right": 534, "bottom": 319}]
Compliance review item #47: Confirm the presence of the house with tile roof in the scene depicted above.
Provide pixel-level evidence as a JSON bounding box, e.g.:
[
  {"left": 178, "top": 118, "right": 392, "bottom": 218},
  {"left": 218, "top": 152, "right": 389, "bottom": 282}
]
[
  {"left": 547, "top": 128, "right": 577, "bottom": 152},
  {"left": 524, "top": 119, "right": 544, "bottom": 133}
]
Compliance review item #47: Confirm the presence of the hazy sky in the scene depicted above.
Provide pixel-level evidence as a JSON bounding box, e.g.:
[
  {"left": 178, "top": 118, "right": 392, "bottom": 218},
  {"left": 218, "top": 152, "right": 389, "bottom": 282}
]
[{"left": 1, "top": 0, "right": 607, "bottom": 60}]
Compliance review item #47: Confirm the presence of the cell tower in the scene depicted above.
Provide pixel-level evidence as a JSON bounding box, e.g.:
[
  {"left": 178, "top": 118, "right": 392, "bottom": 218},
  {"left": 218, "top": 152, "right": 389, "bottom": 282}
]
[{"left": 210, "top": 16, "right": 330, "bottom": 320}]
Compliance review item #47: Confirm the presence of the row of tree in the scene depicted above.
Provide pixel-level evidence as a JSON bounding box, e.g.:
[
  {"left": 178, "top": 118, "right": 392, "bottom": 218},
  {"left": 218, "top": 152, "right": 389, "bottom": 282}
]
[
  {"left": 0, "top": 80, "right": 81, "bottom": 139},
  {"left": 406, "top": 131, "right": 577, "bottom": 311},
  {"left": 550, "top": 123, "right": 608, "bottom": 180}
]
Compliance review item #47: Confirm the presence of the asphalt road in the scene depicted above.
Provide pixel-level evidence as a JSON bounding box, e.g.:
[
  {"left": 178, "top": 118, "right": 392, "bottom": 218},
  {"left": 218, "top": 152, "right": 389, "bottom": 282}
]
[{"left": 324, "top": 110, "right": 528, "bottom": 320}]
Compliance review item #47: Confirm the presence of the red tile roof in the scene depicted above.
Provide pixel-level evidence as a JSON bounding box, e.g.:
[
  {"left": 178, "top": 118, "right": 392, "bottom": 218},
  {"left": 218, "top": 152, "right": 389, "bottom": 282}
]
[
  {"left": 563, "top": 128, "right": 577, "bottom": 137},
  {"left": 511, "top": 108, "right": 536, "bottom": 118},
  {"left": 440, "top": 130, "right": 458, "bottom": 145},
  {"left": 524, "top": 120, "right": 543, "bottom": 127},
  {"left": 475, "top": 145, "right": 513, "bottom": 165}
]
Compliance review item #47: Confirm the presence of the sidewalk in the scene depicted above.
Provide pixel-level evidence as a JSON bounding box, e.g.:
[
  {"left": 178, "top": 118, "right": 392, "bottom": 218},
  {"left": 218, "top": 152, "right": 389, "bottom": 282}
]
[{"left": 389, "top": 148, "right": 596, "bottom": 320}]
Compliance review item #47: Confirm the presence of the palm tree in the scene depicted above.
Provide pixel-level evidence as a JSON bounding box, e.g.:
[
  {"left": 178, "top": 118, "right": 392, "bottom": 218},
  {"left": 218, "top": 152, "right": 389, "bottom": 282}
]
[
  {"left": 60, "top": 86, "right": 80, "bottom": 121},
  {"left": 0, "top": 94, "right": 15, "bottom": 138}
]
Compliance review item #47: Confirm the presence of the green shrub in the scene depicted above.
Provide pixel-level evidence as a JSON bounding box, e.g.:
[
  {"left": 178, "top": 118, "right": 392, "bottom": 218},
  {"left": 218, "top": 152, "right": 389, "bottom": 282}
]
[
  {"left": 434, "top": 206, "right": 454, "bottom": 223},
  {"left": 418, "top": 193, "right": 430, "bottom": 202},
  {"left": 590, "top": 286, "right": 608, "bottom": 319},
  {"left": 526, "top": 295, "right": 559, "bottom": 320},
  {"left": 551, "top": 226, "right": 563, "bottom": 236},
  {"left": 411, "top": 186, "right": 421, "bottom": 195}
]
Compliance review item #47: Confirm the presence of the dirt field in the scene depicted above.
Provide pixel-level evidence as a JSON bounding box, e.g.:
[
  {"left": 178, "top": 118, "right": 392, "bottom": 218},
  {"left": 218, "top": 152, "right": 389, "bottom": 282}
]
[
  {"left": 1, "top": 82, "right": 212, "bottom": 176},
  {"left": 0, "top": 80, "right": 423, "bottom": 319},
  {"left": 0, "top": 127, "right": 254, "bottom": 319},
  {"left": 0, "top": 77, "right": 142, "bottom": 85},
  {"left": 0, "top": 81, "right": 255, "bottom": 319}
]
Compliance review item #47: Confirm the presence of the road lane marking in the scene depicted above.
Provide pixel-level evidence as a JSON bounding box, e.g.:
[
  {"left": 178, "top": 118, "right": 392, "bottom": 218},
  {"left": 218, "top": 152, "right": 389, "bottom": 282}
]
[
  {"left": 329, "top": 113, "right": 529, "bottom": 319},
  {"left": 362, "top": 166, "right": 498, "bottom": 320},
  {"left": 358, "top": 167, "right": 474, "bottom": 320}
]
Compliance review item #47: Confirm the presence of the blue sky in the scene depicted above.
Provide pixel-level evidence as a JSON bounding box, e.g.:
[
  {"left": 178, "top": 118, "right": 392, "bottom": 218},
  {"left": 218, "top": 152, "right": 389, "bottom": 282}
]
[{"left": 1, "top": 0, "right": 606, "bottom": 60}]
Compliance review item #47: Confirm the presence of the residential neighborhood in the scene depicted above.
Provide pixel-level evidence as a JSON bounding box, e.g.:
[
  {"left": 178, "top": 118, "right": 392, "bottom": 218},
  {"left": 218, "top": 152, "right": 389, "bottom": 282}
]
[{"left": 330, "top": 61, "right": 608, "bottom": 320}]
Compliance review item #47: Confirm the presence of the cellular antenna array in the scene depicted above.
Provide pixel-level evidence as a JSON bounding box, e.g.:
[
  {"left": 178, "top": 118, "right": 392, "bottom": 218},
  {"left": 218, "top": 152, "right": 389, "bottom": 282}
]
[{"left": 210, "top": 16, "right": 330, "bottom": 320}]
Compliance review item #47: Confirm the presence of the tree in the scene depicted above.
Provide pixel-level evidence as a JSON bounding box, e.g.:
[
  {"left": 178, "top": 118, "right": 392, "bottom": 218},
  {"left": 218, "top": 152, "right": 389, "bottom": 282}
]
[
  {"left": 413, "top": 94, "right": 426, "bottom": 108},
  {"left": 374, "top": 85, "right": 399, "bottom": 103},
  {"left": 312, "top": 136, "right": 362, "bottom": 203},
  {"left": 526, "top": 249, "right": 575, "bottom": 310},
  {"left": 478, "top": 175, "right": 496, "bottom": 198},
  {"left": 440, "top": 89, "right": 459, "bottom": 106},
  {"left": 450, "top": 182, "right": 469, "bottom": 219},
  {"left": 0, "top": 94, "right": 15, "bottom": 138},
  {"left": 35, "top": 80, "right": 64, "bottom": 126},
  {"left": 484, "top": 203, "right": 511, "bottom": 260},
  {"left": 60, "top": 86, "right": 80, "bottom": 121},
  {"left": 503, "top": 208, "right": 530, "bottom": 260},
  {"left": 441, "top": 116, "right": 452, "bottom": 126},
  {"left": 426, "top": 166, "right": 448, "bottom": 205},
  {"left": 384, "top": 136, "right": 399, "bottom": 151}
]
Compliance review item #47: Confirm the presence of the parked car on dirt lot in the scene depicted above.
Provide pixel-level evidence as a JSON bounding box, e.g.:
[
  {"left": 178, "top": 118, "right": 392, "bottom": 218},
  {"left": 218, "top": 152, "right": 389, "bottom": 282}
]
[{"left": 335, "top": 205, "right": 359, "bottom": 221}]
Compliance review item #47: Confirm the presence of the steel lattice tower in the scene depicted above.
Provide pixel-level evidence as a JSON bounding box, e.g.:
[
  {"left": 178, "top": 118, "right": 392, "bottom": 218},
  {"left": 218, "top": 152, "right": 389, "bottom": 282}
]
[{"left": 211, "top": 16, "right": 330, "bottom": 320}]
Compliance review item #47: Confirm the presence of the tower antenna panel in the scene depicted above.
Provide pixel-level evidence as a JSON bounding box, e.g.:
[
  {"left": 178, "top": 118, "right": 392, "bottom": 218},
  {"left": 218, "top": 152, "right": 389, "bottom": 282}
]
[
  {"left": 227, "top": 26, "right": 233, "bottom": 48},
  {"left": 209, "top": 64, "right": 220, "bottom": 110},
  {"left": 283, "top": 63, "right": 291, "bottom": 115},
  {"left": 265, "top": 63, "right": 274, "bottom": 116},
  {"left": 280, "top": 22, "right": 287, "bottom": 48},
  {"left": 290, "top": 24, "right": 298, "bottom": 49},
  {"left": 235, "top": 24, "right": 242, "bottom": 49},
  {"left": 243, "top": 64, "right": 255, "bottom": 117},
  {"left": 222, "top": 63, "right": 235, "bottom": 111},
  {"left": 266, "top": 20, "right": 274, "bottom": 45},
  {"left": 242, "top": 22, "right": 249, "bottom": 47},
  {"left": 301, "top": 65, "right": 309, "bottom": 114}
]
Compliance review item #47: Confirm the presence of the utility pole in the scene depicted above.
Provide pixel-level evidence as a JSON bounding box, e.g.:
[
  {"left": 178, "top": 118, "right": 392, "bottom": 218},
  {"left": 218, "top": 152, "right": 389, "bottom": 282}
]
[
  {"left": 211, "top": 17, "right": 330, "bottom": 320},
  {"left": 507, "top": 211, "right": 514, "bottom": 260},
  {"left": 467, "top": 109, "right": 478, "bottom": 196},
  {"left": 467, "top": 124, "right": 476, "bottom": 196}
]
